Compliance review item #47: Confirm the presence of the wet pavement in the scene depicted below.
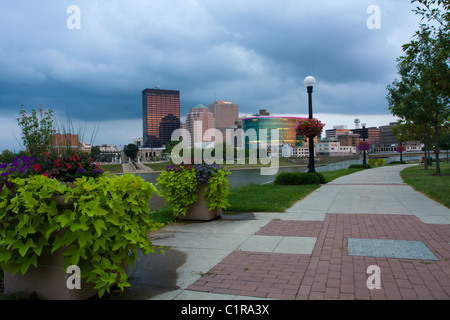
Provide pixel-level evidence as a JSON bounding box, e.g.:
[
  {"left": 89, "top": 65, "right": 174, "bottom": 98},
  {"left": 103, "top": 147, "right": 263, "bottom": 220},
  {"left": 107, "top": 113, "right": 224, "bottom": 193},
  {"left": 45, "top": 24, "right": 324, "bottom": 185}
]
[{"left": 106, "top": 164, "right": 450, "bottom": 300}]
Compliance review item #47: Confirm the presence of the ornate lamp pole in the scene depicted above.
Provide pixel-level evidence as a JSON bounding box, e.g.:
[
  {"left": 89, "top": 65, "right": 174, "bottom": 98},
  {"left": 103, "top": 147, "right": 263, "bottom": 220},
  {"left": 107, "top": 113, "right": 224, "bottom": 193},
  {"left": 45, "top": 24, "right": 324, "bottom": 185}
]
[{"left": 304, "top": 76, "right": 316, "bottom": 173}]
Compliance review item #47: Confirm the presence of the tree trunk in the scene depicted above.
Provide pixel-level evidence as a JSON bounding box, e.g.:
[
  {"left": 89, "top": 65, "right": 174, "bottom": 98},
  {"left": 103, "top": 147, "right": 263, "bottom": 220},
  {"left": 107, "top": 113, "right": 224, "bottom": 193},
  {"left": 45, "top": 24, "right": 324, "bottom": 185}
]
[
  {"left": 424, "top": 143, "right": 428, "bottom": 170},
  {"left": 434, "top": 118, "right": 440, "bottom": 175}
]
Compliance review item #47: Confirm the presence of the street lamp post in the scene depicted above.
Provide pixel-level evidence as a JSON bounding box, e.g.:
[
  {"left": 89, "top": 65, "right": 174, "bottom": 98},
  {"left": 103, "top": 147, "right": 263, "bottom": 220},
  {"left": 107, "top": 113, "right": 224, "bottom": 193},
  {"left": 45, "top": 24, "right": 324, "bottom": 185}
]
[
  {"left": 304, "top": 76, "right": 316, "bottom": 173},
  {"left": 362, "top": 123, "right": 367, "bottom": 165}
]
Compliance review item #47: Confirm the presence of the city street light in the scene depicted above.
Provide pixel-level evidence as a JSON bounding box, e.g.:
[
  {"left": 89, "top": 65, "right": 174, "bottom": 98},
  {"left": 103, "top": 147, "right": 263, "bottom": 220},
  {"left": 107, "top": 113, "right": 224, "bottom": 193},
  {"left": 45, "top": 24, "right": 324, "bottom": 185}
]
[
  {"left": 362, "top": 122, "right": 367, "bottom": 165},
  {"left": 304, "top": 76, "right": 316, "bottom": 173}
]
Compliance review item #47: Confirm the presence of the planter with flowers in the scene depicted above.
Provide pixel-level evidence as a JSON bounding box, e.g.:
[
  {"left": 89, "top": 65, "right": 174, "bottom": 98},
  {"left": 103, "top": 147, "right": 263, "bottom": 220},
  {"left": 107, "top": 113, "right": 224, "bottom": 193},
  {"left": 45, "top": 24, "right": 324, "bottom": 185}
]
[
  {"left": 295, "top": 118, "right": 325, "bottom": 140},
  {"left": 0, "top": 155, "right": 159, "bottom": 299},
  {"left": 0, "top": 153, "right": 161, "bottom": 299},
  {"left": 0, "top": 107, "right": 162, "bottom": 299},
  {"left": 156, "top": 161, "right": 231, "bottom": 221}
]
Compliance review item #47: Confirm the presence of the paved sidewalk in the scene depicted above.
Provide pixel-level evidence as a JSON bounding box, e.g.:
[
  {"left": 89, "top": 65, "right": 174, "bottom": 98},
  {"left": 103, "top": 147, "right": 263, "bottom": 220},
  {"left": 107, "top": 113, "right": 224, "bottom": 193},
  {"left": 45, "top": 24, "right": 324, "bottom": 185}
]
[{"left": 110, "top": 164, "right": 450, "bottom": 300}]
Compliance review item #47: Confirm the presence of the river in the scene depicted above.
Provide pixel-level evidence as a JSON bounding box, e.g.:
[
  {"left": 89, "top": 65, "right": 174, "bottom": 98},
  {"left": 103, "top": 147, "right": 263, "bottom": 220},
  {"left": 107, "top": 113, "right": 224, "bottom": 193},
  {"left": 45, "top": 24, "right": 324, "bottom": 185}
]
[{"left": 139, "top": 165, "right": 308, "bottom": 190}]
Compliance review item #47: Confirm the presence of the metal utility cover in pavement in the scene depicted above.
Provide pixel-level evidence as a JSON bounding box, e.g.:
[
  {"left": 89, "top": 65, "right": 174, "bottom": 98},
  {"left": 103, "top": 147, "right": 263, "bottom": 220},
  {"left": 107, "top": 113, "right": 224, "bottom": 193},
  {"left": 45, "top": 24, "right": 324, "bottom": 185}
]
[{"left": 347, "top": 238, "right": 438, "bottom": 260}]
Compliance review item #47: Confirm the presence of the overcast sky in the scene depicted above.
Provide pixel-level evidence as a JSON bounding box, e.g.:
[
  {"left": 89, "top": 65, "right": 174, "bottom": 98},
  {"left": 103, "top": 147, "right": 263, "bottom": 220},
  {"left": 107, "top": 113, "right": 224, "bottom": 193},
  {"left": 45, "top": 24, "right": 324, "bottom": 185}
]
[{"left": 0, "top": 0, "right": 423, "bottom": 151}]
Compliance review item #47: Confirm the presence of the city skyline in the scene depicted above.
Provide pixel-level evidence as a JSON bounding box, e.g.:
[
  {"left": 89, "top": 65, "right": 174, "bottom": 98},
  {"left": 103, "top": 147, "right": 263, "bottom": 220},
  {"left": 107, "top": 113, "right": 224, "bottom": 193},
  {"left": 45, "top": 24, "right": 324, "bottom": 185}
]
[
  {"left": 0, "top": 94, "right": 399, "bottom": 152},
  {"left": 0, "top": 1, "right": 418, "bottom": 151}
]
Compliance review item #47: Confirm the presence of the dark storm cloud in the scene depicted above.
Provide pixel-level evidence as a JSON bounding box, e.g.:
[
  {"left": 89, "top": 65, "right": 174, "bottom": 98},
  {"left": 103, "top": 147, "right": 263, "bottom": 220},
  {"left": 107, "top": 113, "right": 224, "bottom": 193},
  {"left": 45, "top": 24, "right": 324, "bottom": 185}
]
[{"left": 0, "top": 0, "right": 422, "bottom": 146}]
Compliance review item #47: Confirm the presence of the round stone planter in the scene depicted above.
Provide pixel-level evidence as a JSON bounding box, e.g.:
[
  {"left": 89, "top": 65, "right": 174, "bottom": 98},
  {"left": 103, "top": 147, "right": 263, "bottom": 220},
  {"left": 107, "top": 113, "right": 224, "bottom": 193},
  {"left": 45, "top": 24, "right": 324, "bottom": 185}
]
[{"left": 177, "top": 184, "right": 222, "bottom": 221}]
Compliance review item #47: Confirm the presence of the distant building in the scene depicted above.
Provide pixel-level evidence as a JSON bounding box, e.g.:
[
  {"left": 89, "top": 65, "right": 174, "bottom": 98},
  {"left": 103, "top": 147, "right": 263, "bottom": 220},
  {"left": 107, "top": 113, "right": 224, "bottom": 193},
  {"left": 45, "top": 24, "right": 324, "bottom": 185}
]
[
  {"left": 378, "top": 122, "right": 398, "bottom": 147},
  {"left": 293, "top": 146, "right": 312, "bottom": 157},
  {"left": 325, "top": 126, "right": 350, "bottom": 141},
  {"left": 337, "top": 132, "right": 361, "bottom": 148},
  {"left": 142, "top": 88, "right": 181, "bottom": 148},
  {"left": 52, "top": 134, "right": 91, "bottom": 154},
  {"left": 241, "top": 115, "right": 307, "bottom": 151},
  {"left": 315, "top": 141, "right": 356, "bottom": 156},
  {"left": 185, "top": 104, "right": 215, "bottom": 148},
  {"left": 208, "top": 101, "right": 239, "bottom": 137},
  {"left": 352, "top": 127, "right": 380, "bottom": 146},
  {"left": 132, "top": 137, "right": 143, "bottom": 147}
]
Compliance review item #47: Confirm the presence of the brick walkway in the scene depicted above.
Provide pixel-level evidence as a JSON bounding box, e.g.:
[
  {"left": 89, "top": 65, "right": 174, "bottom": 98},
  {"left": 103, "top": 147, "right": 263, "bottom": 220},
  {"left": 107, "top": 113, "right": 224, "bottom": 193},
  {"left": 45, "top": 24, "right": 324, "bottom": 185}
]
[{"left": 187, "top": 214, "right": 450, "bottom": 300}]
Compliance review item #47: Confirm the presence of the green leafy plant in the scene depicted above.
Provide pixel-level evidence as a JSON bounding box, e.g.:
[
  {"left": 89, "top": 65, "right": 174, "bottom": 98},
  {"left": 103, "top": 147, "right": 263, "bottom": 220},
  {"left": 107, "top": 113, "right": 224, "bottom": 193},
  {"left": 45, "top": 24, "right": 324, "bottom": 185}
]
[
  {"left": 17, "top": 106, "right": 55, "bottom": 158},
  {"left": 348, "top": 164, "right": 371, "bottom": 169},
  {"left": 377, "top": 158, "right": 386, "bottom": 166},
  {"left": 156, "top": 162, "right": 231, "bottom": 217},
  {"left": 0, "top": 173, "right": 161, "bottom": 297},
  {"left": 274, "top": 172, "right": 325, "bottom": 185}
]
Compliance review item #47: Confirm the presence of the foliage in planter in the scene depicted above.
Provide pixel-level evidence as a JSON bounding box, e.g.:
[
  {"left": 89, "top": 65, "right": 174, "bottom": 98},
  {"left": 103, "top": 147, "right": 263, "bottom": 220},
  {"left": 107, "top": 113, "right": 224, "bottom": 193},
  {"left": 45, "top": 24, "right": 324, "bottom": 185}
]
[
  {"left": 156, "top": 162, "right": 231, "bottom": 216},
  {"left": 0, "top": 173, "right": 161, "bottom": 298},
  {"left": 274, "top": 172, "right": 325, "bottom": 185}
]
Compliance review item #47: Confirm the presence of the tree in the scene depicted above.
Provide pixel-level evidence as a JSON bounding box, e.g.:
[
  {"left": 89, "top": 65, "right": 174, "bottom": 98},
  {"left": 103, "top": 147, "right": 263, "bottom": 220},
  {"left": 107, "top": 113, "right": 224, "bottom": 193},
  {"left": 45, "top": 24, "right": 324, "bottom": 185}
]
[
  {"left": 89, "top": 146, "right": 101, "bottom": 161},
  {"left": 386, "top": 0, "right": 450, "bottom": 174},
  {"left": 123, "top": 144, "right": 139, "bottom": 161},
  {"left": 0, "top": 149, "right": 16, "bottom": 164}
]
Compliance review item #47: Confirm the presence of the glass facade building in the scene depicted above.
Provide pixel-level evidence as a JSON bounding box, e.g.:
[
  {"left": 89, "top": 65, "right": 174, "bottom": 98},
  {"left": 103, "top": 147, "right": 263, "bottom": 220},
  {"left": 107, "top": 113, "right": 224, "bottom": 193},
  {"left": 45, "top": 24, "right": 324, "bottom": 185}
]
[
  {"left": 241, "top": 116, "right": 307, "bottom": 150},
  {"left": 142, "top": 88, "right": 180, "bottom": 148}
]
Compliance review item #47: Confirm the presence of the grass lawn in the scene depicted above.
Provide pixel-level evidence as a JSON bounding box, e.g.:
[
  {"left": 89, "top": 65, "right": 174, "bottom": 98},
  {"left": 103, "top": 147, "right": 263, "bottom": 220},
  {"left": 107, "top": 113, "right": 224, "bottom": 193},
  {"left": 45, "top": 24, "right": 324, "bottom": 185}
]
[
  {"left": 101, "top": 163, "right": 124, "bottom": 174},
  {"left": 225, "top": 183, "right": 320, "bottom": 213},
  {"left": 144, "top": 158, "right": 302, "bottom": 172},
  {"left": 225, "top": 168, "right": 367, "bottom": 213},
  {"left": 400, "top": 162, "right": 450, "bottom": 209}
]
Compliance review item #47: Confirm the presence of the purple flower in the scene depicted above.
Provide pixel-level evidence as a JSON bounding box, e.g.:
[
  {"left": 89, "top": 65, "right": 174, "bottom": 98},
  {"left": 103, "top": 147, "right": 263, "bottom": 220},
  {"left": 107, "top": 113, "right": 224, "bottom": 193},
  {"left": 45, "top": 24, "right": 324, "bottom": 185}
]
[{"left": 77, "top": 168, "right": 87, "bottom": 174}]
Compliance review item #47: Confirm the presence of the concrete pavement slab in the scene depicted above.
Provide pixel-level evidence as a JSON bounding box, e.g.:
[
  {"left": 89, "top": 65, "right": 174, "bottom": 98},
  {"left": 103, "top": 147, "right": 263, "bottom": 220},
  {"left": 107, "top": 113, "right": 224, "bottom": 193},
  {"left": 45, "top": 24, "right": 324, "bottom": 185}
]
[{"left": 104, "top": 163, "right": 450, "bottom": 300}]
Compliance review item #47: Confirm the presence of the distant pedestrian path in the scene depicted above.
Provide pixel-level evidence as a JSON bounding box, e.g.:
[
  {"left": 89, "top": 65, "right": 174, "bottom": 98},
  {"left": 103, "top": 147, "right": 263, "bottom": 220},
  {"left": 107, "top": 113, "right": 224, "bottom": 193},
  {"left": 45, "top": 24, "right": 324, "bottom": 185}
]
[
  {"left": 122, "top": 162, "right": 154, "bottom": 173},
  {"left": 287, "top": 164, "right": 450, "bottom": 224}
]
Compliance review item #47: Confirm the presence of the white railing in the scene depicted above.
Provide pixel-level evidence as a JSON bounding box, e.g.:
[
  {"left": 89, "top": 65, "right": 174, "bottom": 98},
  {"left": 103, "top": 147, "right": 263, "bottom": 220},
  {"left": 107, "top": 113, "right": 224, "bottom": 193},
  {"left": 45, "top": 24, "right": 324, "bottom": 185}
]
[{"left": 315, "top": 153, "right": 448, "bottom": 173}]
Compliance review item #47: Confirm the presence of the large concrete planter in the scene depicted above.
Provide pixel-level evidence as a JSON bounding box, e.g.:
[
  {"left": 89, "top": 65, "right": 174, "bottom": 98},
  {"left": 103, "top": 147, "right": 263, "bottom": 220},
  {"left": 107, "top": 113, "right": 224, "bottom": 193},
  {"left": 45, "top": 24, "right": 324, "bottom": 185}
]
[
  {"left": 3, "top": 195, "right": 127, "bottom": 300},
  {"left": 4, "top": 247, "right": 98, "bottom": 300},
  {"left": 177, "top": 184, "right": 221, "bottom": 221}
]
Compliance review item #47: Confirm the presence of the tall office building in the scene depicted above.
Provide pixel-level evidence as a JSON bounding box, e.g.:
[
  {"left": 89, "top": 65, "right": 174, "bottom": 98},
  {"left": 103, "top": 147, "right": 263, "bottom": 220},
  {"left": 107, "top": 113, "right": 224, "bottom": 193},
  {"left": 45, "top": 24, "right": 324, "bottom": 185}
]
[
  {"left": 208, "top": 101, "right": 239, "bottom": 136},
  {"left": 142, "top": 88, "right": 180, "bottom": 148},
  {"left": 185, "top": 104, "right": 215, "bottom": 148}
]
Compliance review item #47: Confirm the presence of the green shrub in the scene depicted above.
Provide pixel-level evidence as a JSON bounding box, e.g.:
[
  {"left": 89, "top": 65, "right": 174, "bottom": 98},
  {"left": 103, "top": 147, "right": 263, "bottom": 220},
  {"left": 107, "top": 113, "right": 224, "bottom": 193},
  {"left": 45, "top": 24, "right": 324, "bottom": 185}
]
[
  {"left": 348, "top": 164, "right": 371, "bottom": 169},
  {"left": 274, "top": 172, "right": 325, "bottom": 185},
  {"left": 389, "top": 161, "right": 407, "bottom": 165}
]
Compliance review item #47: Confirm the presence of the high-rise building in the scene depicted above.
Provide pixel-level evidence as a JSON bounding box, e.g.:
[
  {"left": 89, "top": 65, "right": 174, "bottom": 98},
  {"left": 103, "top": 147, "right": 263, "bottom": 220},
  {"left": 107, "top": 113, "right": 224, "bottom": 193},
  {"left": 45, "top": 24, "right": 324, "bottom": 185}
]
[
  {"left": 352, "top": 127, "right": 380, "bottom": 146},
  {"left": 208, "top": 101, "right": 239, "bottom": 136},
  {"left": 241, "top": 115, "right": 308, "bottom": 150},
  {"left": 185, "top": 104, "right": 215, "bottom": 148},
  {"left": 142, "top": 88, "right": 180, "bottom": 148},
  {"left": 378, "top": 122, "right": 398, "bottom": 147},
  {"left": 325, "top": 126, "right": 351, "bottom": 141}
]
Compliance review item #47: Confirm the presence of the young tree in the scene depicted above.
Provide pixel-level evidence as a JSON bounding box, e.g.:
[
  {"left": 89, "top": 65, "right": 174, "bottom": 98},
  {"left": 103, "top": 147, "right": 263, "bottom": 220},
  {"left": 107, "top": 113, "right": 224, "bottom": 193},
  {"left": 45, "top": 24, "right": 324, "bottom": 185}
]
[
  {"left": 123, "top": 143, "right": 139, "bottom": 161},
  {"left": 387, "top": 0, "right": 450, "bottom": 174}
]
